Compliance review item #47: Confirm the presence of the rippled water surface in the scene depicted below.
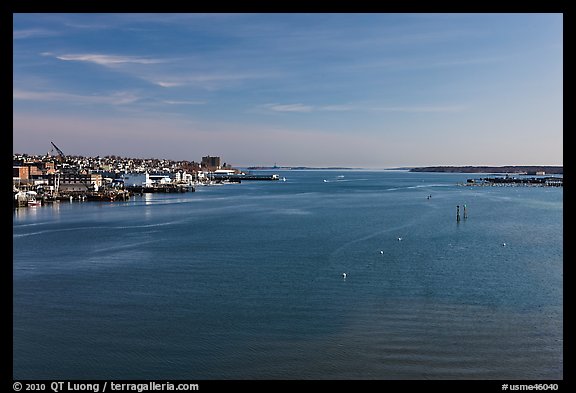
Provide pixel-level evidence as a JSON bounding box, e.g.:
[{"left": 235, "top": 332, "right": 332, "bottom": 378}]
[{"left": 13, "top": 170, "right": 563, "bottom": 379}]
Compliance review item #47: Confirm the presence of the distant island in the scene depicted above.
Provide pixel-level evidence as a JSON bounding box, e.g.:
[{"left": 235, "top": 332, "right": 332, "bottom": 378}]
[{"left": 409, "top": 166, "right": 563, "bottom": 175}]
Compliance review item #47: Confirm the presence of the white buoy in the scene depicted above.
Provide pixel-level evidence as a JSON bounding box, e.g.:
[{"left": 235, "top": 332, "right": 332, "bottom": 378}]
[
  {"left": 502, "top": 242, "right": 507, "bottom": 247},
  {"left": 380, "top": 250, "right": 384, "bottom": 254},
  {"left": 397, "top": 237, "right": 402, "bottom": 241},
  {"left": 342, "top": 273, "right": 347, "bottom": 278}
]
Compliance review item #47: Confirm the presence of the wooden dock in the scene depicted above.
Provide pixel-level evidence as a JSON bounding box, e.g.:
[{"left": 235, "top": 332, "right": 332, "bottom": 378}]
[{"left": 465, "top": 176, "right": 562, "bottom": 187}]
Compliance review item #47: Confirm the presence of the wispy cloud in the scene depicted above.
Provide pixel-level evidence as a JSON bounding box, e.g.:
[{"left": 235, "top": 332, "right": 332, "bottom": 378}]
[
  {"left": 40, "top": 50, "right": 282, "bottom": 91},
  {"left": 13, "top": 28, "right": 59, "bottom": 39},
  {"left": 427, "top": 56, "right": 505, "bottom": 68},
  {"left": 319, "top": 105, "right": 355, "bottom": 112},
  {"left": 162, "top": 100, "right": 207, "bottom": 105},
  {"left": 370, "top": 105, "right": 467, "bottom": 113},
  {"left": 259, "top": 102, "right": 364, "bottom": 113},
  {"left": 259, "top": 103, "right": 464, "bottom": 114},
  {"left": 13, "top": 89, "right": 141, "bottom": 105},
  {"left": 13, "top": 88, "right": 208, "bottom": 110},
  {"left": 155, "top": 81, "right": 185, "bottom": 88},
  {"left": 151, "top": 71, "right": 280, "bottom": 89},
  {"left": 336, "top": 55, "right": 505, "bottom": 74},
  {"left": 262, "top": 103, "right": 314, "bottom": 113},
  {"left": 42, "top": 52, "right": 165, "bottom": 66}
]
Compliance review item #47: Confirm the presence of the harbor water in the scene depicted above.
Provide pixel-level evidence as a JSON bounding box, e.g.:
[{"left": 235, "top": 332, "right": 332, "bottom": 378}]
[{"left": 13, "top": 170, "right": 563, "bottom": 379}]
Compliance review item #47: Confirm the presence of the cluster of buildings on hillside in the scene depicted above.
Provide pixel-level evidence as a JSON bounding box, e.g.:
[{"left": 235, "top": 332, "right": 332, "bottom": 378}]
[{"left": 13, "top": 151, "right": 238, "bottom": 207}]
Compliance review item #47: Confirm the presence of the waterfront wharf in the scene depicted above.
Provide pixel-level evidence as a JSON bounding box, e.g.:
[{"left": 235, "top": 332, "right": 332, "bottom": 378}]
[
  {"left": 210, "top": 173, "right": 279, "bottom": 181},
  {"left": 465, "top": 176, "right": 563, "bottom": 187},
  {"left": 126, "top": 184, "right": 193, "bottom": 193}
]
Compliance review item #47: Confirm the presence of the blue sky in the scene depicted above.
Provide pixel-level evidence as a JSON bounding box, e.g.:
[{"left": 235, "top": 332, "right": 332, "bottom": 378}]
[{"left": 13, "top": 13, "right": 563, "bottom": 167}]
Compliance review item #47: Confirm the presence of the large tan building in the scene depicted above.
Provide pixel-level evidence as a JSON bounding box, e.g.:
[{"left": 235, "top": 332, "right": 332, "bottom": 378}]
[{"left": 48, "top": 173, "right": 103, "bottom": 192}]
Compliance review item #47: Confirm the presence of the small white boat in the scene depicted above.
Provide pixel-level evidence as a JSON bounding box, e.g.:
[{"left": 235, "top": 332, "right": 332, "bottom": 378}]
[{"left": 26, "top": 191, "right": 42, "bottom": 207}]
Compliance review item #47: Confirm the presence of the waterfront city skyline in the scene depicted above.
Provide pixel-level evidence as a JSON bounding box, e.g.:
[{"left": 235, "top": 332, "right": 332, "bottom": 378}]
[{"left": 13, "top": 13, "right": 562, "bottom": 168}]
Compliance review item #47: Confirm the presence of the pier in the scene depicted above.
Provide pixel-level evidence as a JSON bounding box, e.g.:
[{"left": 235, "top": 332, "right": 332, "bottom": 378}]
[
  {"left": 209, "top": 173, "right": 280, "bottom": 182},
  {"left": 464, "top": 176, "right": 562, "bottom": 187},
  {"left": 126, "top": 184, "right": 193, "bottom": 194}
]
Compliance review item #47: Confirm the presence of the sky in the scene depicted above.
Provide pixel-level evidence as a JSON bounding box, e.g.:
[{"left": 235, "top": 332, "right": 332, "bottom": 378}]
[{"left": 13, "top": 13, "right": 563, "bottom": 168}]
